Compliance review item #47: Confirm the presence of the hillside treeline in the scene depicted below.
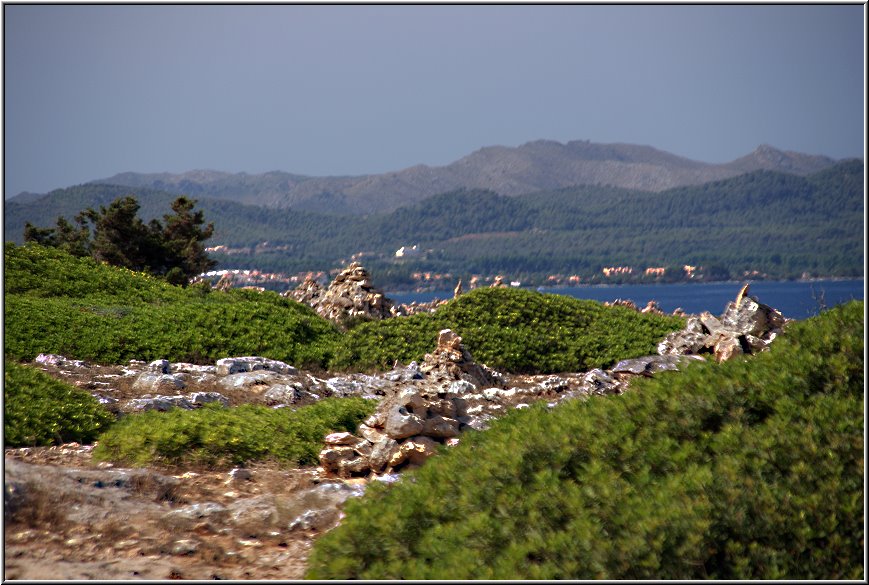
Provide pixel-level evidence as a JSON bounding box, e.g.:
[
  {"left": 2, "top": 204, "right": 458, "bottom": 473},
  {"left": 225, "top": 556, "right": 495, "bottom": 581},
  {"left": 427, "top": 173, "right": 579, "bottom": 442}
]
[{"left": 6, "top": 160, "right": 863, "bottom": 286}]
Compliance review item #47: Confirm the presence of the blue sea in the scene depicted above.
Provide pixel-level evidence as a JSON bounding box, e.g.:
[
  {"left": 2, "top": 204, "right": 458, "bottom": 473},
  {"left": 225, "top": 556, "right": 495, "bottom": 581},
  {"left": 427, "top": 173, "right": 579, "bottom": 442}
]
[{"left": 388, "top": 279, "right": 864, "bottom": 320}]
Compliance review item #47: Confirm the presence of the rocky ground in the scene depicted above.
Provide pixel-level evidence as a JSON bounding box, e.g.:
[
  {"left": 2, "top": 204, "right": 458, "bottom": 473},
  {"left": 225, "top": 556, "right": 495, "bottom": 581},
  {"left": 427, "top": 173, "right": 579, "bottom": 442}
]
[
  {"left": 4, "top": 279, "right": 787, "bottom": 581},
  {"left": 2, "top": 354, "right": 593, "bottom": 580}
]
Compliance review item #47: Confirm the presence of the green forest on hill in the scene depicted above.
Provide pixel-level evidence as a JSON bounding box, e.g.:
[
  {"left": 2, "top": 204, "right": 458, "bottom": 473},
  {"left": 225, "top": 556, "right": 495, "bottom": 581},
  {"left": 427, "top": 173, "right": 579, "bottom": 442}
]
[{"left": 5, "top": 160, "right": 863, "bottom": 288}]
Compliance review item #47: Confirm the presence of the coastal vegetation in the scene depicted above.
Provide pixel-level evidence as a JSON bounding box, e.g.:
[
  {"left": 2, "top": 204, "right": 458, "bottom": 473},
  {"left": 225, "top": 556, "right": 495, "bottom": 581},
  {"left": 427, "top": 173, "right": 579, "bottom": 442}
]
[
  {"left": 3, "top": 228, "right": 862, "bottom": 580},
  {"left": 3, "top": 242, "right": 342, "bottom": 367},
  {"left": 4, "top": 361, "right": 115, "bottom": 447},
  {"left": 22, "top": 194, "right": 216, "bottom": 285},
  {"left": 331, "top": 286, "right": 684, "bottom": 373},
  {"left": 5, "top": 243, "right": 682, "bottom": 375},
  {"left": 306, "top": 300, "right": 864, "bottom": 579},
  {"left": 92, "top": 397, "right": 375, "bottom": 468}
]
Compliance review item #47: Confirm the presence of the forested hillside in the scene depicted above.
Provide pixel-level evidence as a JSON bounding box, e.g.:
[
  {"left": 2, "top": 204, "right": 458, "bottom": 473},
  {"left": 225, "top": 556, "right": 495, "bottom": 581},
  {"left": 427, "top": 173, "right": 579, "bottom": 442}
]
[{"left": 6, "top": 160, "right": 863, "bottom": 287}]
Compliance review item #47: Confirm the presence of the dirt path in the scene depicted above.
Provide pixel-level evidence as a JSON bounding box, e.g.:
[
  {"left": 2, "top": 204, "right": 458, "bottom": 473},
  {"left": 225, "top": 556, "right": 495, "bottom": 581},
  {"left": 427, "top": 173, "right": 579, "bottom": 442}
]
[{"left": 4, "top": 446, "right": 334, "bottom": 580}]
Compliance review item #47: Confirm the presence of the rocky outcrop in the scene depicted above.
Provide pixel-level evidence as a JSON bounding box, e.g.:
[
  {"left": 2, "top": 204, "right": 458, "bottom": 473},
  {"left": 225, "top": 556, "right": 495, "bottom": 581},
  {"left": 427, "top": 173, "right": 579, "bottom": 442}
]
[
  {"left": 132, "top": 360, "right": 188, "bottom": 393},
  {"left": 391, "top": 298, "right": 449, "bottom": 316},
  {"left": 419, "top": 329, "right": 505, "bottom": 389},
  {"left": 285, "top": 263, "right": 394, "bottom": 325},
  {"left": 215, "top": 357, "right": 297, "bottom": 377},
  {"left": 318, "top": 329, "right": 501, "bottom": 478},
  {"left": 611, "top": 354, "right": 706, "bottom": 376},
  {"left": 124, "top": 391, "right": 230, "bottom": 413},
  {"left": 285, "top": 275, "right": 324, "bottom": 307},
  {"left": 318, "top": 384, "right": 470, "bottom": 477},
  {"left": 658, "top": 285, "right": 787, "bottom": 362},
  {"left": 317, "top": 285, "right": 791, "bottom": 479},
  {"left": 34, "top": 353, "right": 87, "bottom": 369}
]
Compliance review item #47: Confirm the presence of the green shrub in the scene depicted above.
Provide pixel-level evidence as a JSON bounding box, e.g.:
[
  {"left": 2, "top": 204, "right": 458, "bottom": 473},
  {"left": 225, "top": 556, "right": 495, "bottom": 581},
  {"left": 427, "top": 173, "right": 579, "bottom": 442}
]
[
  {"left": 5, "top": 244, "right": 681, "bottom": 374},
  {"left": 92, "top": 397, "right": 376, "bottom": 468},
  {"left": 306, "top": 301, "right": 864, "bottom": 580},
  {"left": 4, "top": 361, "right": 115, "bottom": 447},
  {"left": 331, "top": 287, "right": 684, "bottom": 374},
  {"left": 4, "top": 243, "right": 342, "bottom": 367}
]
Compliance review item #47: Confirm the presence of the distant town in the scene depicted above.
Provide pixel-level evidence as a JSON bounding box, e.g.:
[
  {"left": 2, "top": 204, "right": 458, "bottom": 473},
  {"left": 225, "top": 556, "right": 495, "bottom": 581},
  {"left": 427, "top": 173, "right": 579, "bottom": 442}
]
[{"left": 201, "top": 243, "right": 776, "bottom": 293}]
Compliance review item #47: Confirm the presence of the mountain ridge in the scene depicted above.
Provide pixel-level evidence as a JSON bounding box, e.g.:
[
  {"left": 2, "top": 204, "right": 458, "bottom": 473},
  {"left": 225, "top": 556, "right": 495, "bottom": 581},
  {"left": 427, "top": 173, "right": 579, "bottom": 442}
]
[
  {"left": 6, "top": 160, "right": 863, "bottom": 288},
  {"left": 10, "top": 140, "right": 839, "bottom": 215}
]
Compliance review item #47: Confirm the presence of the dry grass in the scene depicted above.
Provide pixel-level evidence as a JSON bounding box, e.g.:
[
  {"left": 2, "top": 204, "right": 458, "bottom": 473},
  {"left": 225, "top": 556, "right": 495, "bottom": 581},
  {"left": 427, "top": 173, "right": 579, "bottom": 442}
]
[{"left": 4, "top": 477, "right": 74, "bottom": 531}]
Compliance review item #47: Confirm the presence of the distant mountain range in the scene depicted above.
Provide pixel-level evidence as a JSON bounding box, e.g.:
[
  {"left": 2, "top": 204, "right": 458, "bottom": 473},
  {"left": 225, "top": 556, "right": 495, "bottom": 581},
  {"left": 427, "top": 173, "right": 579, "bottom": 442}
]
[{"left": 34, "top": 140, "right": 841, "bottom": 215}]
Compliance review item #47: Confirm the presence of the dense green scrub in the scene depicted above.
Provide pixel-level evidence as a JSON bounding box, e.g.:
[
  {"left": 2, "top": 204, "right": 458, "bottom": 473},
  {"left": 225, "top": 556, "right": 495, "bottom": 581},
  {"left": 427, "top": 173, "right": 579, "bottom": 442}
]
[
  {"left": 5, "top": 243, "right": 682, "bottom": 375},
  {"left": 92, "top": 397, "right": 375, "bottom": 468},
  {"left": 331, "top": 286, "right": 684, "bottom": 373},
  {"left": 306, "top": 301, "right": 864, "bottom": 579},
  {"left": 4, "top": 242, "right": 342, "bottom": 367},
  {"left": 4, "top": 361, "right": 115, "bottom": 447}
]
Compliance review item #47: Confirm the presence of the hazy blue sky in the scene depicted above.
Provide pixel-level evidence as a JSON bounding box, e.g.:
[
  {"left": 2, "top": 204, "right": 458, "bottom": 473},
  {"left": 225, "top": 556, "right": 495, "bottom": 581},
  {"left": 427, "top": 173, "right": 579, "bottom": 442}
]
[{"left": 3, "top": 4, "right": 865, "bottom": 196}]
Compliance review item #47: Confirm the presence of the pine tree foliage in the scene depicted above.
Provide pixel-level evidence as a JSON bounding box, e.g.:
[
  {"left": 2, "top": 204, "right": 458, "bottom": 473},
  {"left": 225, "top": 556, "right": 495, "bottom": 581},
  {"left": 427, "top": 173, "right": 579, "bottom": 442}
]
[{"left": 23, "top": 195, "right": 215, "bottom": 284}]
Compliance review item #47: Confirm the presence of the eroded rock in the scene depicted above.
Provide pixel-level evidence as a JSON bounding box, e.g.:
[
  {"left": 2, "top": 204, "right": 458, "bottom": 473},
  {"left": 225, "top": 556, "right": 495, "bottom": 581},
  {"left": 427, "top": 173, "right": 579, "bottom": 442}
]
[
  {"left": 658, "top": 285, "right": 788, "bottom": 362},
  {"left": 286, "top": 263, "right": 395, "bottom": 325}
]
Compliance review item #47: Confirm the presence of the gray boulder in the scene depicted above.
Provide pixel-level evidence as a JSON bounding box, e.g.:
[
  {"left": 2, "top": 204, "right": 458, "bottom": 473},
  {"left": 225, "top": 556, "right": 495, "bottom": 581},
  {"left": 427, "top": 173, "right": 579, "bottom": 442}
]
[
  {"left": 227, "top": 495, "right": 281, "bottom": 537},
  {"left": 218, "top": 370, "right": 286, "bottom": 391},
  {"left": 125, "top": 395, "right": 194, "bottom": 412},
  {"left": 188, "top": 392, "right": 229, "bottom": 406},
  {"left": 582, "top": 369, "right": 622, "bottom": 395},
  {"left": 263, "top": 384, "right": 302, "bottom": 405},
  {"left": 131, "top": 372, "right": 187, "bottom": 393},
  {"left": 284, "top": 482, "right": 365, "bottom": 532},
  {"left": 384, "top": 406, "right": 425, "bottom": 440},
  {"left": 215, "top": 356, "right": 297, "bottom": 377},
  {"left": 162, "top": 502, "right": 229, "bottom": 530},
  {"left": 147, "top": 359, "right": 171, "bottom": 374}
]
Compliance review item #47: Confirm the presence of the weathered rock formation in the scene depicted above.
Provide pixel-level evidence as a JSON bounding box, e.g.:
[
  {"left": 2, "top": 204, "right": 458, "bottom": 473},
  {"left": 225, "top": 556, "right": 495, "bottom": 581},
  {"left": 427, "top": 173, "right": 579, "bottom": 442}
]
[
  {"left": 419, "top": 329, "right": 505, "bottom": 389},
  {"left": 318, "top": 329, "right": 501, "bottom": 477},
  {"left": 391, "top": 298, "right": 449, "bottom": 316},
  {"left": 286, "top": 275, "right": 324, "bottom": 307},
  {"left": 316, "top": 285, "right": 792, "bottom": 478},
  {"left": 658, "top": 285, "right": 787, "bottom": 362},
  {"left": 319, "top": 386, "right": 468, "bottom": 477},
  {"left": 285, "top": 263, "right": 394, "bottom": 325}
]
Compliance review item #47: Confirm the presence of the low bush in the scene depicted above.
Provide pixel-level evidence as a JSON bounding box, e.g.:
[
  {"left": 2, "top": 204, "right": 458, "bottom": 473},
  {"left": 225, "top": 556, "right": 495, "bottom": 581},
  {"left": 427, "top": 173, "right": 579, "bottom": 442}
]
[
  {"left": 4, "top": 243, "right": 342, "bottom": 367},
  {"left": 4, "top": 361, "right": 115, "bottom": 447},
  {"left": 306, "top": 301, "right": 864, "bottom": 579},
  {"left": 5, "top": 244, "right": 682, "bottom": 375},
  {"left": 91, "top": 397, "right": 376, "bottom": 468},
  {"left": 331, "top": 287, "right": 684, "bottom": 374}
]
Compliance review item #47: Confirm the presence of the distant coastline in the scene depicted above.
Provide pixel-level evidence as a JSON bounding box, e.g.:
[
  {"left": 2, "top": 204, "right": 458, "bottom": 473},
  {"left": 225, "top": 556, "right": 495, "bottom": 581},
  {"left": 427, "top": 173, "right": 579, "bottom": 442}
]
[{"left": 388, "top": 278, "right": 864, "bottom": 320}]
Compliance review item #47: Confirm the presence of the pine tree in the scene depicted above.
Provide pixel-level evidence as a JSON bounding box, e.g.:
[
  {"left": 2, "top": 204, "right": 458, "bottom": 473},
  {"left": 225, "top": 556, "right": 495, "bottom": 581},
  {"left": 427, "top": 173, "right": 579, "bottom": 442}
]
[
  {"left": 160, "top": 196, "right": 217, "bottom": 284},
  {"left": 23, "top": 195, "right": 216, "bottom": 286}
]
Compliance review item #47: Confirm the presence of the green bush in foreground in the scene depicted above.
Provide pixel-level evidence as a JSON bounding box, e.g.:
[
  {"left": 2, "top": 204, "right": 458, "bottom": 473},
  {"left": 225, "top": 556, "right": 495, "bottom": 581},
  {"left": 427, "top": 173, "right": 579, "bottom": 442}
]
[
  {"left": 4, "top": 361, "right": 115, "bottom": 447},
  {"left": 331, "top": 286, "right": 684, "bottom": 374},
  {"left": 307, "top": 301, "right": 864, "bottom": 580},
  {"left": 92, "top": 397, "right": 376, "bottom": 468},
  {"left": 4, "top": 243, "right": 342, "bottom": 367}
]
